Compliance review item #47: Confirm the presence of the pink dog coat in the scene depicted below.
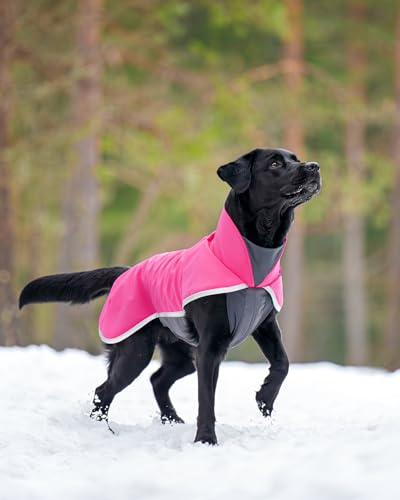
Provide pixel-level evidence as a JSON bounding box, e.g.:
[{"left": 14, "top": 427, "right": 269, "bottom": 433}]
[{"left": 99, "top": 208, "right": 285, "bottom": 348}]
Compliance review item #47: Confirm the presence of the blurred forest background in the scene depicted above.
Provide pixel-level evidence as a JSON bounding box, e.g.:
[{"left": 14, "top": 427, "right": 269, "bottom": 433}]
[{"left": 0, "top": 0, "right": 399, "bottom": 368}]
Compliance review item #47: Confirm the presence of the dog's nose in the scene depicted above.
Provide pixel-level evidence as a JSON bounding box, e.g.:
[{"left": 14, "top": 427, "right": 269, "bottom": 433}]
[{"left": 304, "top": 162, "right": 320, "bottom": 172}]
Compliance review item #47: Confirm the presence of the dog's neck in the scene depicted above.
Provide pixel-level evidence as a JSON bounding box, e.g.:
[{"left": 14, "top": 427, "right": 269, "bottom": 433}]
[{"left": 224, "top": 191, "right": 294, "bottom": 248}]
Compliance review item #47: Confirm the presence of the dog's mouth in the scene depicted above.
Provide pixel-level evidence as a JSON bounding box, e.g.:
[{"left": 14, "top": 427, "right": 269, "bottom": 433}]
[
  {"left": 282, "top": 182, "right": 320, "bottom": 198},
  {"left": 282, "top": 180, "right": 321, "bottom": 200}
]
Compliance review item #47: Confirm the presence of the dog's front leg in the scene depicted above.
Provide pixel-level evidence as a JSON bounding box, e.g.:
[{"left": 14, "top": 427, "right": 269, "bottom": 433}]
[
  {"left": 186, "top": 295, "right": 231, "bottom": 445},
  {"left": 195, "top": 334, "right": 230, "bottom": 445},
  {"left": 252, "top": 313, "right": 289, "bottom": 417}
]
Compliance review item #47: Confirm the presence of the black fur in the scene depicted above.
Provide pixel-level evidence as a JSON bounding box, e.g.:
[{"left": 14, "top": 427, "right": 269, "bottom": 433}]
[{"left": 20, "top": 148, "right": 321, "bottom": 445}]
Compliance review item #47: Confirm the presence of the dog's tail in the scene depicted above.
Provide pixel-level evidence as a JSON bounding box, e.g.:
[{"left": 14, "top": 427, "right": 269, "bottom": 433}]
[{"left": 19, "top": 267, "right": 128, "bottom": 309}]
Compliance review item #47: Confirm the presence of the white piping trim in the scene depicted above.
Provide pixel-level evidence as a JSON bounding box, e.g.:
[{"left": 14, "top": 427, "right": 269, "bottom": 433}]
[
  {"left": 99, "top": 284, "right": 281, "bottom": 344},
  {"left": 157, "top": 311, "right": 186, "bottom": 318},
  {"left": 263, "top": 286, "right": 282, "bottom": 311},
  {"left": 99, "top": 310, "right": 185, "bottom": 344},
  {"left": 182, "top": 284, "right": 248, "bottom": 306}
]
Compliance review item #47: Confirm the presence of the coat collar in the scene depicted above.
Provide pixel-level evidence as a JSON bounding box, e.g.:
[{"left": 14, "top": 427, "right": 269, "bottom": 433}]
[{"left": 210, "top": 208, "right": 285, "bottom": 287}]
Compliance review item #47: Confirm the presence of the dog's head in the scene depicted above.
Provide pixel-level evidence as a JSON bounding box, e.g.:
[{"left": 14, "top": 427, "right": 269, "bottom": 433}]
[{"left": 217, "top": 148, "right": 321, "bottom": 212}]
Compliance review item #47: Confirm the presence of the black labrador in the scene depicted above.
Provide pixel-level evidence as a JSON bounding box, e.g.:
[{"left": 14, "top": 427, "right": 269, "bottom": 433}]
[{"left": 19, "top": 148, "right": 321, "bottom": 445}]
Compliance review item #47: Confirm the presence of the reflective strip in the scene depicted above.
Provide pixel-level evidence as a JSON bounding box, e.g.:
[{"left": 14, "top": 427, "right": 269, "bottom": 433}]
[
  {"left": 263, "top": 286, "right": 282, "bottom": 312},
  {"left": 182, "top": 284, "right": 248, "bottom": 306},
  {"left": 99, "top": 311, "right": 185, "bottom": 344}
]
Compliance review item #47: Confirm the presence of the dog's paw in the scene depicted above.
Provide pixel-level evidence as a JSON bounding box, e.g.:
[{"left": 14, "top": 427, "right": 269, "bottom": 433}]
[
  {"left": 90, "top": 406, "right": 115, "bottom": 434},
  {"left": 255, "top": 392, "right": 273, "bottom": 418},
  {"left": 90, "top": 404, "right": 109, "bottom": 421},
  {"left": 256, "top": 399, "right": 273, "bottom": 418},
  {"left": 161, "top": 413, "right": 185, "bottom": 425},
  {"left": 194, "top": 429, "right": 218, "bottom": 445}
]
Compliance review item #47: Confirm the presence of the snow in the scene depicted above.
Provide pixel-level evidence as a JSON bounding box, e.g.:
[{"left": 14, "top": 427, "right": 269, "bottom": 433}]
[{"left": 1, "top": 346, "right": 399, "bottom": 500}]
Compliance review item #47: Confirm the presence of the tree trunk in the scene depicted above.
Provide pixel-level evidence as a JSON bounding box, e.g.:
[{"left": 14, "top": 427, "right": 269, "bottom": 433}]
[
  {"left": 385, "top": 3, "right": 400, "bottom": 370},
  {"left": 280, "top": 0, "right": 306, "bottom": 362},
  {"left": 54, "top": 0, "right": 102, "bottom": 351},
  {"left": 0, "top": 1, "right": 18, "bottom": 346},
  {"left": 343, "top": 0, "right": 368, "bottom": 365}
]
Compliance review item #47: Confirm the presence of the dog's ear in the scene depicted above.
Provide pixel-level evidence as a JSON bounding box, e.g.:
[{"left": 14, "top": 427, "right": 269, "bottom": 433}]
[{"left": 217, "top": 150, "right": 255, "bottom": 193}]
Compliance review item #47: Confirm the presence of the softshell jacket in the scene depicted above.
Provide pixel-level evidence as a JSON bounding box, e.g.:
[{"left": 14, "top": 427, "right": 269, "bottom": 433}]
[{"left": 99, "top": 207, "right": 285, "bottom": 348}]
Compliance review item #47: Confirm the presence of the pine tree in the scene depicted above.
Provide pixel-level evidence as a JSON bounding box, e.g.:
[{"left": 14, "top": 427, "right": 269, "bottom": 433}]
[
  {"left": 343, "top": 0, "right": 368, "bottom": 365},
  {"left": 0, "top": 1, "right": 18, "bottom": 345},
  {"left": 280, "top": 0, "right": 306, "bottom": 361},
  {"left": 54, "top": 0, "right": 102, "bottom": 350}
]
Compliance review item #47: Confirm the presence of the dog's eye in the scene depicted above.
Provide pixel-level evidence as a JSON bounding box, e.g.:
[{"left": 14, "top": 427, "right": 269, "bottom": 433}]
[{"left": 270, "top": 160, "right": 282, "bottom": 169}]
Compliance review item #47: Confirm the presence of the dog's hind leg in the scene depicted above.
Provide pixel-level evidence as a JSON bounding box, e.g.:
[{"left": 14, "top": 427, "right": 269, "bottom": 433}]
[
  {"left": 150, "top": 337, "right": 195, "bottom": 424},
  {"left": 91, "top": 325, "right": 158, "bottom": 425}
]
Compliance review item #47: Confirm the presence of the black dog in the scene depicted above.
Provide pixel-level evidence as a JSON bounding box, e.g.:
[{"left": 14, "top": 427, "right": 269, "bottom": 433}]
[{"left": 20, "top": 148, "right": 321, "bottom": 445}]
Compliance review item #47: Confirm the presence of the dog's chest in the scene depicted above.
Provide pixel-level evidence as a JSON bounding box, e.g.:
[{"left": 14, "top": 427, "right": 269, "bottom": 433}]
[
  {"left": 159, "top": 288, "right": 273, "bottom": 348},
  {"left": 226, "top": 288, "right": 274, "bottom": 346}
]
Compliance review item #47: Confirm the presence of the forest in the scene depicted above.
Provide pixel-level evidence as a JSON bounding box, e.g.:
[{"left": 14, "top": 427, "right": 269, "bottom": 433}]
[{"left": 0, "top": 0, "right": 399, "bottom": 368}]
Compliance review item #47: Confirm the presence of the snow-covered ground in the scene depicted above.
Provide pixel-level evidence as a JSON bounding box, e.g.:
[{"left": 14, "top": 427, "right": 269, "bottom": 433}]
[{"left": 1, "top": 346, "right": 399, "bottom": 500}]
